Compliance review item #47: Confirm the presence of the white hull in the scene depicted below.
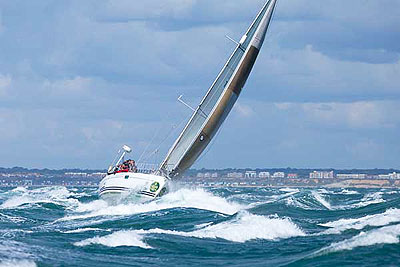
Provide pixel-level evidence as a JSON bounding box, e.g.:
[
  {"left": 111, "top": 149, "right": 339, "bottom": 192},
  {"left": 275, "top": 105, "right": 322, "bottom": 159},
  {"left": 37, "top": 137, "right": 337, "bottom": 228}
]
[{"left": 99, "top": 172, "right": 167, "bottom": 204}]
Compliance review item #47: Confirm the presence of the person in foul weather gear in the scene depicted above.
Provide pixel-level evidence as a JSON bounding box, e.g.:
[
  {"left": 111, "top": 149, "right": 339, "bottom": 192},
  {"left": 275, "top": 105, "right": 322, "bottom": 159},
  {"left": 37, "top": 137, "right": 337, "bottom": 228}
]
[
  {"left": 128, "top": 160, "right": 138, "bottom": 173},
  {"left": 117, "top": 161, "right": 129, "bottom": 172}
]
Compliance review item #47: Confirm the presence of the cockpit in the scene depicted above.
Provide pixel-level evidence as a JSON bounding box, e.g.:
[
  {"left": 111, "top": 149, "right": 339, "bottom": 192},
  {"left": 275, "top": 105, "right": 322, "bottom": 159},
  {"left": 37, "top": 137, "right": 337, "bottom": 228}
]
[
  {"left": 106, "top": 145, "right": 160, "bottom": 175},
  {"left": 107, "top": 145, "right": 135, "bottom": 174},
  {"left": 115, "top": 159, "right": 137, "bottom": 173}
]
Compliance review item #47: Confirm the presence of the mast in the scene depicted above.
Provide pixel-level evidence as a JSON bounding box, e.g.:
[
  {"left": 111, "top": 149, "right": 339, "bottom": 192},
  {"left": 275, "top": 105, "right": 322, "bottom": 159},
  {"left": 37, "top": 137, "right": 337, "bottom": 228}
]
[{"left": 160, "top": 0, "right": 278, "bottom": 178}]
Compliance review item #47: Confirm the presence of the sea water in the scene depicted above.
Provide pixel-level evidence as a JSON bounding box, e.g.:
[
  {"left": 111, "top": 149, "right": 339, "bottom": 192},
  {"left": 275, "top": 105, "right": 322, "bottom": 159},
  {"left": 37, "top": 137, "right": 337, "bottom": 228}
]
[{"left": 0, "top": 185, "right": 399, "bottom": 266}]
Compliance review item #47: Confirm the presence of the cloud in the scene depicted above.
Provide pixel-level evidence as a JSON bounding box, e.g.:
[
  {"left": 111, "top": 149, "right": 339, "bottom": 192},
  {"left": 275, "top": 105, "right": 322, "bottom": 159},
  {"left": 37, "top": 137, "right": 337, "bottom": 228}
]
[
  {"left": 94, "top": 0, "right": 268, "bottom": 30},
  {"left": 0, "top": 12, "right": 3, "bottom": 33},
  {"left": 248, "top": 45, "right": 400, "bottom": 102},
  {"left": 0, "top": 0, "right": 399, "bottom": 169},
  {"left": 234, "top": 103, "right": 255, "bottom": 118},
  {"left": 42, "top": 76, "right": 93, "bottom": 97},
  {"left": 276, "top": 0, "right": 400, "bottom": 63},
  {"left": 96, "top": 0, "right": 195, "bottom": 23},
  {"left": 0, "top": 74, "right": 11, "bottom": 96},
  {"left": 0, "top": 108, "right": 23, "bottom": 141},
  {"left": 346, "top": 139, "right": 383, "bottom": 161},
  {"left": 199, "top": 99, "right": 400, "bottom": 169},
  {"left": 301, "top": 101, "right": 399, "bottom": 129}
]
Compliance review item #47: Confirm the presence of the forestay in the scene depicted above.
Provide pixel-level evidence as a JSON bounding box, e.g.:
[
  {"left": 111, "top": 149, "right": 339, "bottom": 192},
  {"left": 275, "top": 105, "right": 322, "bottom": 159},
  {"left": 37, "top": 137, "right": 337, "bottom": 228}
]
[{"left": 160, "top": 0, "right": 277, "bottom": 178}]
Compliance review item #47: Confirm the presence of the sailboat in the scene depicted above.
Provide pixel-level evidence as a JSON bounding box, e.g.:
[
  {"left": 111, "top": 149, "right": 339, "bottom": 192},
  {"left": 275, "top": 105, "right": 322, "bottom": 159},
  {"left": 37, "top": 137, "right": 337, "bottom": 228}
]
[{"left": 99, "top": 0, "right": 278, "bottom": 203}]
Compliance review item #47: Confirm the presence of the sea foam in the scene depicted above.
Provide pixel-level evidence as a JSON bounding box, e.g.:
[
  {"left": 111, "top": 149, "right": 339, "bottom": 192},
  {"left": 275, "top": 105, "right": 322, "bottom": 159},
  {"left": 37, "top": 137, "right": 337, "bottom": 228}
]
[
  {"left": 311, "top": 191, "right": 332, "bottom": 210},
  {"left": 0, "top": 186, "right": 78, "bottom": 209},
  {"left": 0, "top": 259, "right": 36, "bottom": 267},
  {"left": 139, "top": 211, "right": 305, "bottom": 243},
  {"left": 74, "top": 230, "right": 151, "bottom": 249},
  {"left": 319, "top": 224, "right": 400, "bottom": 253},
  {"left": 62, "top": 187, "right": 244, "bottom": 221},
  {"left": 74, "top": 211, "right": 304, "bottom": 246},
  {"left": 293, "top": 190, "right": 385, "bottom": 211},
  {"left": 319, "top": 208, "right": 400, "bottom": 234}
]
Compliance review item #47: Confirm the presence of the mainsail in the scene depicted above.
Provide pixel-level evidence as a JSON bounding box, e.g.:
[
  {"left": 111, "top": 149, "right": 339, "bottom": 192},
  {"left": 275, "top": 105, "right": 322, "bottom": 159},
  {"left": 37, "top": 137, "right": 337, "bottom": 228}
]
[{"left": 160, "top": 0, "right": 278, "bottom": 178}]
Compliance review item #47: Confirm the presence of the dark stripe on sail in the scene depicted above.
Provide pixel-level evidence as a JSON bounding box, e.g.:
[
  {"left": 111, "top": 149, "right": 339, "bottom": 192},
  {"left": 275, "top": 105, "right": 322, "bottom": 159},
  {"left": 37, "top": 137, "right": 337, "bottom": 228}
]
[
  {"left": 171, "top": 48, "right": 261, "bottom": 177},
  {"left": 230, "top": 46, "right": 260, "bottom": 96},
  {"left": 161, "top": 0, "right": 277, "bottom": 178}
]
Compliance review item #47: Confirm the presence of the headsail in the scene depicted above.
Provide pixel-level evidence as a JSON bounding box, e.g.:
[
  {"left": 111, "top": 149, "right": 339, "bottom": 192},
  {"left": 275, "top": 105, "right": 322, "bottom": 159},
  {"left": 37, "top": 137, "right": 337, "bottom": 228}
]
[{"left": 160, "top": 0, "right": 278, "bottom": 178}]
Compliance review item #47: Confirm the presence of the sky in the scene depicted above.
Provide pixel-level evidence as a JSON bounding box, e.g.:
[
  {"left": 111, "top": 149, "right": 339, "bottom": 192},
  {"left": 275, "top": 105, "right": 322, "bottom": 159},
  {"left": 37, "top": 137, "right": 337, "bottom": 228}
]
[{"left": 0, "top": 0, "right": 399, "bottom": 169}]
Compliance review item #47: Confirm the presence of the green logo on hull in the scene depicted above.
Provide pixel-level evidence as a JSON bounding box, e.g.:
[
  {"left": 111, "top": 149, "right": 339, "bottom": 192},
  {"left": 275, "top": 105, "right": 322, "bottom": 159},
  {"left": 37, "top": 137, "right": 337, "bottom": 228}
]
[{"left": 150, "top": 182, "right": 160, "bottom": 192}]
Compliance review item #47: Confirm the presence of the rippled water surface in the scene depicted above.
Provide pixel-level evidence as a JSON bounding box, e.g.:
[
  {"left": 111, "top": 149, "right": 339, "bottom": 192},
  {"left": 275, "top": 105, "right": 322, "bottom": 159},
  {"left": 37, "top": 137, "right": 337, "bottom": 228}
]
[{"left": 0, "top": 185, "right": 399, "bottom": 266}]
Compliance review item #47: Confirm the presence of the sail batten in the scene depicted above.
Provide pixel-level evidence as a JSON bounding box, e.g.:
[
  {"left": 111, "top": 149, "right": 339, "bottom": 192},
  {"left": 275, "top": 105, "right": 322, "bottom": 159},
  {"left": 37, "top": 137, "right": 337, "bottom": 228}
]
[{"left": 160, "top": 0, "right": 277, "bottom": 178}]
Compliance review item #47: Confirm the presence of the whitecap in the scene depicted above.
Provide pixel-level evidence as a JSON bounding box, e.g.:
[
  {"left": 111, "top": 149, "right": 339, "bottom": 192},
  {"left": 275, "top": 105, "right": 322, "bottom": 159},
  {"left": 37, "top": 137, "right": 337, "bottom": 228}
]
[
  {"left": 317, "top": 188, "right": 330, "bottom": 194},
  {"left": 0, "top": 259, "right": 36, "bottom": 267},
  {"left": 0, "top": 212, "right": 27, "bottom": 223},
  {"left": 285, "top": 196, "right": 313, "bottom": 210},
  {"left": 311, "top": 191, "right": 332, "bottom": 210},
  {"left": 137, "top": 211, "right": 305, "bottom": 243},
  {"left": 345, "top": 191, "right": 385, "bottom": 209},
  {"left": 338, "top": 189, "right": 359, "bottom": 195},
  {"left": 74, "top": 230, "right": 151, "bottom": 249},
  {"left": 279, "top": 188, "right": 300, "bottom": 193},
  {"left": 0, "top": 186, "right": 78, "bottom": 209},
  {"left": 10, "top": 187, "right": 28, "bottom": 193},
  {"left": 0, "top": 240, "right": 33, "bottom": 262},
  {"left": 318, "top": 224, "right": 400, "bottom": 253},
  {"left": 63, "top": 228, "right": 105, "bottom": 234},
  {"left": 194, "top": 222, "right": 213, "bottom": 229},
  {"left": 61, "top": 187, "right": 243, "bottom": 222},
  {"left": 304, "top": 190, "right": 384, "bottom": 211},
  {"left": 319, "top": 208, "right": 400, "bottom": 234}
]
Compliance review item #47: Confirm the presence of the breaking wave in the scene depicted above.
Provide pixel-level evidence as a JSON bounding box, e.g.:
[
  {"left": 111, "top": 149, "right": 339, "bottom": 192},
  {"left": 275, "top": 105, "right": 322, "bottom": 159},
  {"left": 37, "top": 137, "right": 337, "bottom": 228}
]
[
  {"left": 285, "top": 190, "right": 332, "bottom": 210},
  {"left": 279, "top": 188, "right": 300, "bottom": 193},
  {"left": 286, "top": 190, "right": 386, "bottom": 211},
  {"left": 74, "top": 230, "right": 151, "bottom": 249},
  {"left": 338, "top": 189, "right": 359, "bottom": 195},
  {"left": 0, "top": 187, "right": 78, "bottom": 209},
  {"left": 311, "top": 191, "right": 332, "bottom": 210},
  {"left": 320, "top": 208, "right": 400, "bottom": 234},
  {"left": 62, "top": 187, "right": 244, "bottom": 222},
  {"left": 63, "top": 228, "right": 106, "bottom": 234},
  {"left": 1, "top": 186, "right": 399, "bottom": 265},
  {"left": 0, "top": 259, "right": 36, "bottom": 267},
  {"left": 0, "top": 240, "right": 34, "bottom": 266},
  {"left": 75, "top": 211, "right": 305, "bottom": 246},
  {"left": 139, "top": 211, "right": 305, "bottom": 242},
  {"left": 319, "top": 224, "right": 400, "bottom": 253}
]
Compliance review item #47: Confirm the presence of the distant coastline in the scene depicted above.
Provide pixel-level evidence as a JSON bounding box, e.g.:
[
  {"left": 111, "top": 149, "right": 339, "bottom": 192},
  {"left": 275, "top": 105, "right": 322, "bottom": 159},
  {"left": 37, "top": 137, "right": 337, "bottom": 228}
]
[{"left": 1, "top": 167, "right": 400, "bottom": 189}]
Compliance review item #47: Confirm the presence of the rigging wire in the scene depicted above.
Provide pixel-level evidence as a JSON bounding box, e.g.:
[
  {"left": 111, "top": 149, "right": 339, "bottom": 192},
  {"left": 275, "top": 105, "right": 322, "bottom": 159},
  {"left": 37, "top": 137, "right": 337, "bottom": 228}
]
[
  {"left": 195, "top": 0, "right": 279, "bottom": 168},
  {"left": 137, "top": 124, "right": 162, "bottom": 163},
  {"left": 137, "top": 109, "right": 175, "bottom": 164},
  {"left": 141, "top": 115, "right": 187, "bottom": 164}
]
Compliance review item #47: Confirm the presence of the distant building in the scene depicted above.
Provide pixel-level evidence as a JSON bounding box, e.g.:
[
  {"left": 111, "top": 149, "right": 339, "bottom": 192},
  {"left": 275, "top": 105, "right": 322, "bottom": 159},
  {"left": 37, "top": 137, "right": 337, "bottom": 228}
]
[
  {"left": 258, "top": 172, "right": 270, "bottom": 178},
  {"left": 88, "top": 172, "right": 106, "bottom": 178},
  {"left": 287, "top": 173, "right": 298, "bottom": 179},
  {"left": 197, "top": 173, "right": 204, "bottom": 178},
  {"left": 245, "top": 171, "right": 257, "bottom": 178},
  {"left": 309, "top": 171, "right": 334, "bottom": 179},
  {"left": 337, "top": 174, "right": 366, "bottom": 179},
  {"left": 204, "top": 172, "right": 211, "bottom": 178},
  {"left": 272, "top": 172, "right": 285, "bottom": 178},
  {"left": 378, "top": 174, "right": 390, "bottom": 179},
  {"left": 65, "top": 172, "right": 88, "bottom": 177},
  {"left": 211, "top": 172, "right": 219, "bottom": 178},
  {"left": 227, "top": 172, "right": 244, "bottom": 179},
  {"left": 389, "top": 172, "right": 400, "bottom": 179}
]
